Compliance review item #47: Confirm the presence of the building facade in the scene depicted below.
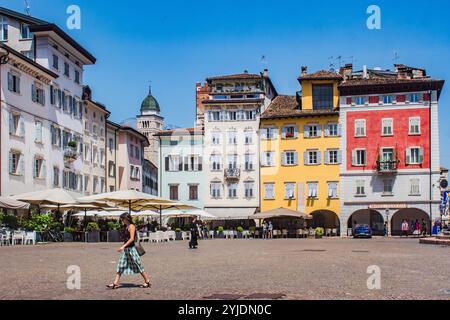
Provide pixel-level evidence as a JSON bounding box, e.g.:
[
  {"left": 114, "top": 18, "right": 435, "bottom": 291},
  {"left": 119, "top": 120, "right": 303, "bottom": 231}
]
[
  {"left": 339, "top": 64, "right": 444, "bottom": 236},
  {"left": 195, "top": 82, "right": 209, "bottom": 128},
  {"left": 202, "top": 71, "right": 277, "bottom": 219},
  {"left": 0, "top": 7, "right": 95, "bottom": 198},
  {"left": 260, "top": 68, "right": 342, "bottom": 231},
  {"left": 156, "top": 128, "right": 204, "bottom": 209}
]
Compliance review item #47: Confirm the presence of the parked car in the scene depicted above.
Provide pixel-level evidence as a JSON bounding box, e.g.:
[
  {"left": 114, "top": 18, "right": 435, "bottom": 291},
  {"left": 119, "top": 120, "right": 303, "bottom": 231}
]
[{"left": 353, "top": 224, "right": 372, "bottom": 238}]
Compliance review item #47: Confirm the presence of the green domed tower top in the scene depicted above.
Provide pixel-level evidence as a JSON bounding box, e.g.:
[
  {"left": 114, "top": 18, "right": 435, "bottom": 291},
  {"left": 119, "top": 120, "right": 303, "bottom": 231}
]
[{"left": 140, "top": 85, "right": 160, "bottom": 114}]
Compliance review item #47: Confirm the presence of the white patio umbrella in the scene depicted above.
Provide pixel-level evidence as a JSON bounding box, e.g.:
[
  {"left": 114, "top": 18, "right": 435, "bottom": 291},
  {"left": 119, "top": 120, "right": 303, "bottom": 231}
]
[
  {"left": 0, "top": 197, "right": 30, "bottom": 210},
  {"left": 162, "top": 209, "right": 217, "bottom": 220},
  {"left": 137, "top": 202, "right": 198, "bottom": 226}
]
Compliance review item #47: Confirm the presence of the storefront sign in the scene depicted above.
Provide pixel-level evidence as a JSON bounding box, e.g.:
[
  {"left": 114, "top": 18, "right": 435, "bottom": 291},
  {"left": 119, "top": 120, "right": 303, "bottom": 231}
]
[{"left": 369, "top": 204, "right": 408, "bottom": 210}]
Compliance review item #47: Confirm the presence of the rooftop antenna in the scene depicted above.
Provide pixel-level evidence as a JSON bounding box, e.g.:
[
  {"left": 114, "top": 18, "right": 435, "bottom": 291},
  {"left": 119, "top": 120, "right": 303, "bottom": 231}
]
[
  {"left": 260, "top": 54, "right": 267, "bottom": 66},
  {"left": 328, "top": 56, "right": 335, "bottom": 71},
  {"left": 148, "top": 80, "right": 152, "bottom": 95},
  {"left": 24, "top": 0, "right": 31, "bottom": 16},
  {"left": 393, "top": 51, "right": 400, "bottom": 64}
]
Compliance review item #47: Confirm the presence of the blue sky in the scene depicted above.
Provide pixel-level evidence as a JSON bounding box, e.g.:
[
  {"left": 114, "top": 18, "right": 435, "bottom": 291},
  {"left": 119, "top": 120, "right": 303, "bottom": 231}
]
[{"left": 2, "top": 0, "right": 450, "bottom": 167}]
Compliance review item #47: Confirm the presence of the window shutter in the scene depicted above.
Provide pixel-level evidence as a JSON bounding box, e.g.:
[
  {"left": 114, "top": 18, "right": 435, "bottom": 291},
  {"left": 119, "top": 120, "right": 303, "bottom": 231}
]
[
  {"left": 324, "top": 125, "right": 329, "bottom": 137},
  {"left": 184, "top": 157, "right": 189, "bottom": 171},
  {"left": 17, "top": 77, "right": 20, "bottom": 94},
  {"left": 337, "top": 150, "right": 342, "bottom": 164},
  {"left": 198, "top": 156, "right": 203, "bottom": 171},
  {"left": 260, "top": 153, "right": 266, "bottom": 167},
  {"left": 317, "top": 151, "right": 322, "bottom": 165},
  {"left": 19, "top": 116, "right": 25, "bottom": 137},
  {"left": 294, "top": 152, "right": 298, "bottom": 165},
  {"left": 304, "top": 126, "right": 310, "bottom": 138},
  {"left": 260, "top": 129, "right": 267, "bottom": 140},
  {"left": 165, "top": 157, "right": 169, "bottom": 171},
  {"left": 178, "top": 158, "right": 183, "bottom": 171},
  {"left": 304, "top": 152, "right": 308, "bottom": 165},
  {"left": 9, "top": 112, "right": 14, "bottom": 135},
  {"left": 31, "top": 84, "right": 36, "bottom": 102},
  {"left": 36, "top": 122, "right": 42, "bottom": 143},
  {"left": 281, "top": 127, "right": 287, "bottom": 139},
  {"left": 33, "top": 157, "right": 37, "bottom": 178},
  {"left": 50, "top": 86, "right": 54, "bottom": 105},
  {"left": 405, "top": 149, "right": 411, "bottom": 165},
  {"left": 7, "top": 72, "right": 13, "bottom": 91},
  {"left": 324, "top": 151, "right": 329, "bottom": 164},
  {"left": 351, "top": 150, "right": 356, "bottom": 166},
  {"left": 294, "top": 126, "right": 299, "bottom": 138},
  {"left": 9, "top": 152, "right": 13, "bottom": 174},
  {"left": 337, "top": 124, "right": 342, "bottom": 136},
  {"left": 317, "top": 125, "right": 322, "bottom": 137},
  {"left": 42, "top": 89, "right": 45, "bottom": 105},
  {"left": 19, "top": 155, "right": 25, "bottom": 176},
  {"left": 42, "top": 160, "right": 46, "bottom": 179},
  {"left": 419, "top": 148, "right": 424, "bottom": 164},
  {"left": 281, "top": 152, "right": 286, "bottom": 166}
]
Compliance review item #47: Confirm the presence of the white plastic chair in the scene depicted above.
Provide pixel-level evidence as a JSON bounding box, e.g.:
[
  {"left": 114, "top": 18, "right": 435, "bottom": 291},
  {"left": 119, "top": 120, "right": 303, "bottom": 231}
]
[
  {"left": 0, "top": 231, "right": 11, "bottom": 246},
  {"left": 166, "top": 231, "right": 176, "bottom": 241},
  {"left": 208, "top": 230, "right": 215, "bottom": 239},
  {"left": 12, "top": 231, "right": 25, "bottom": 245},
  {"left": 25, "top": 231, "right": 36, "bottom": 245},
  {"left": 156, "top": 231, "right": 166, "bottom": 242},
  {"left": 149, "top": 232, "right": 159, "bottom": 243}
]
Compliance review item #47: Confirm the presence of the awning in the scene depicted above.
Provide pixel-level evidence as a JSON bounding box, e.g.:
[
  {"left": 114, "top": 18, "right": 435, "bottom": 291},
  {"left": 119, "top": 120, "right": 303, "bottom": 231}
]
[
  {"left": 205, "top": 207, "right": 257, "bottom": 220},
  {"left": 251, "top": 208, "right": 312, "bottom": 220}
]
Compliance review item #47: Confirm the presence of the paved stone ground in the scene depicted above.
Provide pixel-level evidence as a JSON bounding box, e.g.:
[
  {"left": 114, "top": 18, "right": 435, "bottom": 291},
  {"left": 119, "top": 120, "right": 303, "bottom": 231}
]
[{"left": 0, "top": 238, "right": 449, "bottom": 300}]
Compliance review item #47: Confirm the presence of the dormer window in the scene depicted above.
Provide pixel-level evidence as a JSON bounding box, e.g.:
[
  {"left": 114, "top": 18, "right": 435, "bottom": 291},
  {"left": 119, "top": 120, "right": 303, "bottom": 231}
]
[
  {"left": 312, "top": 84, "right": 333, "bottom": 110},
  {"left": 64, "top": 62, "right": 70, "bottom": 77},
  {"left": 0, "top": 16, "right": 8, "bottom": 41},
  {"left": 20, "top": 23, "right": 32, "bottom": 39}
]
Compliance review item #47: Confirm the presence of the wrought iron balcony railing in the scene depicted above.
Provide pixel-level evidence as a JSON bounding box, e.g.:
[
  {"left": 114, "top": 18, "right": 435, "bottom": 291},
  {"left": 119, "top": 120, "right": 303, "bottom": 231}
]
[
  {"left": 376, "top": 160, "right": 399, "bottom": 173},
  {"left": 64, "top": 147, "right": 78, "bottom": 162},
  {"left": 224, "top": 168, "right": 240, "bottom": 180}
]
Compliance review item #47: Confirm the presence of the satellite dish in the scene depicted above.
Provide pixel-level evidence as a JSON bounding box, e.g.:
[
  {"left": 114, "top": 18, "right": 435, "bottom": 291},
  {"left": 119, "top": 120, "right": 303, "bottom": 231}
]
[{"left": 441, "top": 179, "right": 448, "bottom": 189}]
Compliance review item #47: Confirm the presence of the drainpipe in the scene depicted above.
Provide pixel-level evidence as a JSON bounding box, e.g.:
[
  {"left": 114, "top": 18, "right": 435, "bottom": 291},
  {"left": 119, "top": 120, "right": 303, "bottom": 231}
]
[
  {"left": 114, "top": 127, "right": 119, "bottom": 191},
  {"left": 429, "top": 88, "right": 433, "bottom": 235},
  {"left": 0, "top": 49, "right": 10, "bottom": 197},
  {"left": 159, "top": 135, "right": 162, "bottom": 197}
]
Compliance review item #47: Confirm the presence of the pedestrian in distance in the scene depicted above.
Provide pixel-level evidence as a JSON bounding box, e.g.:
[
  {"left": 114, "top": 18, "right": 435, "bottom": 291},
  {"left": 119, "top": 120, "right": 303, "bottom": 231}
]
[
  {"left": 189, "top": 217, "right": 199, "bottom": 249},
  {"left": 107, "top": 213, "right": 151, "bottom": 290},
  {"left": 401, "top": 219, "right": 409, "bottom": 237},
  {"left": 384, "top": 221, "right": 388, "bottom": 237},
  {"left": 421, "top": 219, "right": 428, "bottom": 237},
  {"left": 268, "top": 221, "right": 273, "bottom": 239},
  {"left": 262, "top": 221, "right": 268, "bottom": 239}
]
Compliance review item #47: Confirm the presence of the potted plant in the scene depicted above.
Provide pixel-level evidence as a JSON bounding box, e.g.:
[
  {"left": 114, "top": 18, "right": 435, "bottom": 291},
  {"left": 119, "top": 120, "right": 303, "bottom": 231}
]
[
  {"left": 217, "top": 226, "right": 225, "bottom": 239},
  {"left": 86, "top": 222, "right": 100, "bottom": 243},
  {"left": 63, "top": 227, "right": 75, "bottom": 242},
  {"left": 175, "top": 228, "right": 183, "bottom": 241},
  {"left": 315, "top": 227, "right": 325, "bottom": 239},
  {"left": 67, "top": 141, "right": 77, "bottom": 149},
  {"left": 249, "top": 226, "right": 256, "bottom": 238},
  {"left": 107, "top": 221, "right": 120, "bottom": 242},
  {"left": 237, "top": 226, "right": 244, "bottom": 239}
]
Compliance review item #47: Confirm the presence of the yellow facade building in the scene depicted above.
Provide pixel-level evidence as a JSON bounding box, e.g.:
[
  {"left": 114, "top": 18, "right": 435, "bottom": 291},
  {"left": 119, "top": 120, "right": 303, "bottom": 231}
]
[{"left": 260, "top": 68, "right": 342, "bottom": 232}]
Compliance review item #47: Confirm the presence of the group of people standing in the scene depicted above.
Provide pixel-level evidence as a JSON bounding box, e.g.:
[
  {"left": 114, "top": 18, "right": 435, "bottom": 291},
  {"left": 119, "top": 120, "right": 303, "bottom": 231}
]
[
  {"left": 262, "top": 221, "right": 274, "bottom": 239},
  {"left": 401, "top": 219, "right": 428, "bottom": 237}
]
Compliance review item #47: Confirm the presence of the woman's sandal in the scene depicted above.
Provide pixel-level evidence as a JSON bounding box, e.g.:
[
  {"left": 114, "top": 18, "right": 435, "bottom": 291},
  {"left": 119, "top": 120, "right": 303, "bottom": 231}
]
[
  {"left": 106, "top": 283, "right": 120, "bottom": 290},
  {"left": 140, "top": 281, "right": 151, "bottom": 288}
]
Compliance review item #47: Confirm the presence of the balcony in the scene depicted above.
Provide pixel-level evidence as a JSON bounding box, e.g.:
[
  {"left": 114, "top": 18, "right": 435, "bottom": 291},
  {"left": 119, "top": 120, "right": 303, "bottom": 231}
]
[
  {"left": 376, "top": 160, "right": 399, "bottom": 174},
  {"left": 64, "top": 146, "right": 78, "bottom": 162},
  {"left": 224, "top": 168, "right": 240, "bottom": 181}
]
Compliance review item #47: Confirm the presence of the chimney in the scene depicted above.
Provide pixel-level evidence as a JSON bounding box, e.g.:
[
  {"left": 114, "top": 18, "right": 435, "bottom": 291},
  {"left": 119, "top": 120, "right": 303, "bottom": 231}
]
[
  {"left": 301, "top": 66, "right": 308, "bottom": 76},
  {"left": 339, "top": 63, "right": 353, "bottom": 79},
  {"left": 363, "top": 65, "right": 368, "bottom": 79},
  {"left": 263, "top": 69, "right": 268, "bottom": 77}
]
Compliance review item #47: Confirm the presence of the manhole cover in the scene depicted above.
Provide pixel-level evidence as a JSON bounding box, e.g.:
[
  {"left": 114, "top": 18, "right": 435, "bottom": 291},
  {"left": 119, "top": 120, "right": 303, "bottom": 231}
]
[
  {"left": 302, "top": 249, "right": 326, "bottom": 252},
  {"left": 244, "top": 293, "right": 286, "bottom": 300},
  {"left": 203, "top": 294, "right": 245, "bottom": 300}
]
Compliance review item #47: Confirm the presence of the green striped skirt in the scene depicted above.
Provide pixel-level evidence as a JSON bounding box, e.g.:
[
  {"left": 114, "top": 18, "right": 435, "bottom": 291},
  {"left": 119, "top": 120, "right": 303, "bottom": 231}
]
[{"left": 116, "top": 247, "right": 145, "bottom": 275}]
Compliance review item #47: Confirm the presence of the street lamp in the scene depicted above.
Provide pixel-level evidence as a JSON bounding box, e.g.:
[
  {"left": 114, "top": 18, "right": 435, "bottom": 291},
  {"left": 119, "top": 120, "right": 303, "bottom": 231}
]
[
  {"left": 0, "top": 48, "right": 10, "bottom": 197},
  {"left": 385, "top": 209, "right": 390, "bottom": 236}
]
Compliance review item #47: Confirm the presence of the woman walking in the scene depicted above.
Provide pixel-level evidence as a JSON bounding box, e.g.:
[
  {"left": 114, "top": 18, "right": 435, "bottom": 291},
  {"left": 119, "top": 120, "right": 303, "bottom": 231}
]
[
  {"left": 107, "top": 213, "right": 151, "bottom": 290},
  {"left": 401, "top": 220, "right": 409, "bottom": 237},
  {"left": 189, "top": 217, "right": 199, "bottom": 249}
]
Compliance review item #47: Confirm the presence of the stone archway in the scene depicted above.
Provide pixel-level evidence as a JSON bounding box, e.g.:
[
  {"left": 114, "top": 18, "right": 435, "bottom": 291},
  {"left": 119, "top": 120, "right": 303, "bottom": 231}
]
[
  {"left": 347, "top": 209, "right": 384, "bottom": 236},
  {"left": 311, "top": 210, "right": 340, "bottom": 236},
  {"left": 390, "top": 208, "right": 430, "bottom": 236}
]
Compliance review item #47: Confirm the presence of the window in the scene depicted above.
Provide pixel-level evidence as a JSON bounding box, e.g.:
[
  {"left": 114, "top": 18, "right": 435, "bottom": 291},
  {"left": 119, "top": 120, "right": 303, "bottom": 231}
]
[
  {"left": 305, "top": 150, "right": 320, "bottom": 165},
  {"left": 92, "top": 147, "right": 98, "bottom": 165},
  {"left": 64, "top": 62, "right": 70, "bottom": 77},
  {"left": 352, "top": 149, "right": 366, "bottom": 166},
  {"left": 53, "top": 167, "right": 60, "bottom": 187},
  {"left": 33, "top": 157, "right": 46, "bottom": 179},
  {"left": 227, "top": 154, "right": 237, "bottom": 170},
  {"left": 355, "top": 96, "right": 366, "bottom": 105},
  {"left": 20, "top": 23, "right": 32, "bottom": 39},
  {"left": 9, "top": 113, "right": 24, "bottom": 137},
  {"left": 326, "top": 149, "right": 340, "bottom": 164},
  {"left": 410, "top": 179, "right": 420, "bottom": 195},
  {"left": 228, "top": 111, "right": 237, "bottom": 121},
  {"left": 108, "top": 161, "right": 116, "bottom": 177},
  {"left": 100, "top": 178, "right": 105, "bottom": 193},
  {"left": 228, "top": 132, "right": 237, "bottom": 145},
  {"left": 406, "top": 147, "right": 424, "bottom": 165},
  {"left": 285, "top": 183, "right": 295, "bottom": 199},
  {"left": 209, "top": 111, "right": 220, "bottom": 121},
  {"left": 135, "top": 146, "right": 139, "bottom": 159},
  {"left": 20, "top": 50, "right": 33, "bottom": 59},
  {"left": 84, "top": 176, "right": 89, "bottom": 192},
  {"left": 328, "top": 182, "right": 338, "bottom": 198},
  {"left": 261, "top": 127, "right": 277, "bottom": 140},
  {"left": 282, "top": 126, "right": 298, "bottom": 139},
  {"left": 408, "top": 93, "right": 420, "bottom": 103},
  {"left": 0, "top": 16, "right": 8, "bottom": 41},
  {"left": 109, "top": 138, "right": 114, "bottom": 151},
  {"left": 100, "top": 149, "right": 105, "bottom": 167},
  {"left": 244, "top": 154, "right": 254, "bottom": 171},
  {"left": 304, "top": 124, "right": 320, "bottom": 138},
  {"left": 7, "top": 72, "right": 20, "bottom": 93},
  {"left": 383, "top": 95, "right": 393, "bottom": 104},
  {"left": 228, "top": 183, "right": 238, "bottom": 198},
  {"left": 75, "top": 70, "right": 80, "bottom": 84},
  {"left": 264, "top": 183, "right": 275, "bottom": 200},
  {"left": 210, "top": 154, "right": 221, "bottom": 171},
  {"left": 84, "top": 144, "right": 90, "bottom": 161},
  {"left": 167, "top": 155, "right": 181, "bottom": 171},
  {"left": 382, "top": 118, "right": 393, "bottom": 136},
  {"left": 307, "top": 182, "right": 318, "bottom": 198},
  {"left": 212, "top": 132, "right": 221, "bottom": 145},
  {"left": 245, "top": 182, "right": 254, "bottom": 198},
  {"left": 282, "top": 151, "right": 298, "bottom": 166},
  {"left": 244, "top": 110, "right": 256, "bottom": 120},
  {"left": 383, "top": 179, "right": 394, "bottom": 195},
  {"left": 93, "top": 176, "right": 99, "bottom": 194},
  {"left": 409, "top": 117, "right": 420, "bottom": 135},
  {"left": 244, "top": 131, "right": 253, "bottom": 144},
  {"left": 188, "top": 185, "right": 198, "bottom": 200},
  {"left": 355, "top": 120, "right": 366, "bottom": 137},
  {"left": 325, "top": 123, "right": 339, "bottom": 137},
  {"left": 35, "top": 121, "right": 43, "bottom": 143},
  {"left": 261, "top": 151, "right": 275, "bottom": 167},
  {"left": 32, "top": 83, "right": 45, "bottom": 105},
  {"left": 51, "top": 126, "right": 62, "bottom": 147},
  {"left": 356, "top": 180, "right": 365, "bottom": 196},
  {"left": 52, "top": 54, "right": 59, "bottom": 70},
  {"left": 211, "top": 183, "right": 221, "bottom": 199},
  {"left": 169, "top": 185, "right": 178, "bottom": 200},
  {"left": 312, "top": 84, "right": 333, "bottom": 110},
  {"left": 9, "top": 151, "right": 23, "bottom": 176}
]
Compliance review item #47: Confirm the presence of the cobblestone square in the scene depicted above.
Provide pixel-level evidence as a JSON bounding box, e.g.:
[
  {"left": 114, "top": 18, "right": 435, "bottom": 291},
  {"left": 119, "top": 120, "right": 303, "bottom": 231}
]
[{"left": 0, "top": 238, "right": 449, "bottom": 300}]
